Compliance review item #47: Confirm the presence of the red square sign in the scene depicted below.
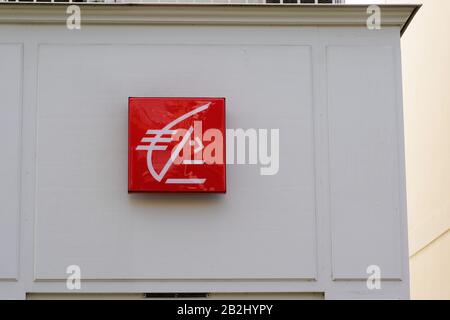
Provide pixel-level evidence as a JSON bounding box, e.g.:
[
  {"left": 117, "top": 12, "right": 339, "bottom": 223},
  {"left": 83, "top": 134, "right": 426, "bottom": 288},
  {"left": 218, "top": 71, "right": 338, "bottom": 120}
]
[{"left": 128, "top": 97, "right": 226, "bottom": 193}]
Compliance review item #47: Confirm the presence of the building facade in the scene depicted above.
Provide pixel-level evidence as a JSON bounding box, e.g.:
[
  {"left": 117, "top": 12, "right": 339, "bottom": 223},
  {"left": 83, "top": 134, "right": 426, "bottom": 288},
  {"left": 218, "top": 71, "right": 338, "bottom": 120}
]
[{"left": 0, "top": 3, "right": 418, "bottom": 299}]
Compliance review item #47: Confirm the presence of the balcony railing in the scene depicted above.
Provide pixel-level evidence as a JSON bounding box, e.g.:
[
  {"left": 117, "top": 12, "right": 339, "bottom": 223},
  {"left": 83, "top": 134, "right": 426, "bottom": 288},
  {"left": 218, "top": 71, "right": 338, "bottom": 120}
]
[{"left": 0, "top": 0, "right": 344, "bottom": 4}]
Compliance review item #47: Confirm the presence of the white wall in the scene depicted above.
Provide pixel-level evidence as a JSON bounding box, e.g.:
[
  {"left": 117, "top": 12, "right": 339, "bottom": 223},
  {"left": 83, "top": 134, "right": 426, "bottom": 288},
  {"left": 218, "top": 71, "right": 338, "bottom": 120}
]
[{"left": 0, "top": 5, "right": 411, "bottom": 299}]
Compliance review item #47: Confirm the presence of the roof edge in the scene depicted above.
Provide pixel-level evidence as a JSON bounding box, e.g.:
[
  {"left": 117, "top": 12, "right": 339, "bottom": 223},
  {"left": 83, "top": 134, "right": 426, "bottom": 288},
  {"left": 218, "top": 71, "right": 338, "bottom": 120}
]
[
  {"left": 0, "top": 3, "right": 421, "bottom": 35},
  {"left": 400, "top": 3, "right": 421, "bottom": 36}
]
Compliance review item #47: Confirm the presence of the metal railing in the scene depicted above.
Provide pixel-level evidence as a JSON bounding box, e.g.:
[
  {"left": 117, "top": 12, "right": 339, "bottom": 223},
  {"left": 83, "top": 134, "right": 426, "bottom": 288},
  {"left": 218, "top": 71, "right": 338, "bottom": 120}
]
[{"left": 0, "top": 0, "right": 344, "bottom": 4}]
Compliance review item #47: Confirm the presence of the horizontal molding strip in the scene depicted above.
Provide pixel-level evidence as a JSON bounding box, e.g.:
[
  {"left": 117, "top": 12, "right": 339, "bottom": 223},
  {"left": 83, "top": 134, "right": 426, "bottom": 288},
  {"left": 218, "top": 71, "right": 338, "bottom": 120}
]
[{"left": 0, "top": 4, "right": 419, "bottom": 33}]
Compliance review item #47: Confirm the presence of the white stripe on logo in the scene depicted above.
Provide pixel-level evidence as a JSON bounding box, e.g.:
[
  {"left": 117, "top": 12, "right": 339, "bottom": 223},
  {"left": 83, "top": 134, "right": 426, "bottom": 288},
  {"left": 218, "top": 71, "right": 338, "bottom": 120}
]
[{"left": 166, "top": 178, "right": 206, "bottom": 184}]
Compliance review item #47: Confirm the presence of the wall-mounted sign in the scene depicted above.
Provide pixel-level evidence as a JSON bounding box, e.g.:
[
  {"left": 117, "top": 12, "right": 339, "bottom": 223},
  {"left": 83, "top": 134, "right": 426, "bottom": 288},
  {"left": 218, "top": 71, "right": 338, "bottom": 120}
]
[{"left": 128, "top": 97, "right": 226, "bottom": 193}]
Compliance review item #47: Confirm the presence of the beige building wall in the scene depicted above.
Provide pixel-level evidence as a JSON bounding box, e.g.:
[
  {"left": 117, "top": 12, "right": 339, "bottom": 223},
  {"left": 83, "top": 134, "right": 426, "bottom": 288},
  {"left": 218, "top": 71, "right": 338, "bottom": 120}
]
[{"left": 386, "top": 0, "right": 450, "bottom": 299}]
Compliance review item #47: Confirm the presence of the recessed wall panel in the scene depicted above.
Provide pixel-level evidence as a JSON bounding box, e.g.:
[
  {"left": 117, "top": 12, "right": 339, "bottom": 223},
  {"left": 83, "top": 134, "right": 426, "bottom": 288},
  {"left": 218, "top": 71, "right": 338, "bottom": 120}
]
[
  {"left": 327, "top": 45, "right": 403, "bottom": 280},
  {"left": 35, "top": 41, "right": 317, "bottom": 280},
  {"left": 0, "top": 44, "right": 22, "bottom": 280}
]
